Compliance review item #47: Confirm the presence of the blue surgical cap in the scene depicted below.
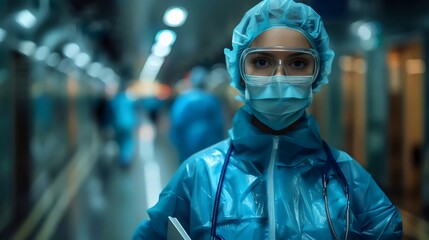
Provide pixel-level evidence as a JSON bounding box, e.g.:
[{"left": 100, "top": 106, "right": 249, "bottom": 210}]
[
  {"left": 189, "top": 66, "right": 208, "bottom": 88},
  {"left": 224, "top": 0, "right": 335, "bottom": 93}
]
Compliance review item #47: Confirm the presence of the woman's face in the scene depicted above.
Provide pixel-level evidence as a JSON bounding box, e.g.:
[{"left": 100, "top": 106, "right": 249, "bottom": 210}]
[{"left": 239, "top": 28, "right": 314, "bottom": 87}]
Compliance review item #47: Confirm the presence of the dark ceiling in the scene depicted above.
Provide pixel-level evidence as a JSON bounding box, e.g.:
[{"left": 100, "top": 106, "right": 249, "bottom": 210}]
[
  {"left": 3, "top": 0, "right": 429, "bottom": 86},
  {"left": 60, "top": 0, "right": 351, "bottom": 84},
  {"left": 63, "top": 0, "right": 263, "bottom": 84}
]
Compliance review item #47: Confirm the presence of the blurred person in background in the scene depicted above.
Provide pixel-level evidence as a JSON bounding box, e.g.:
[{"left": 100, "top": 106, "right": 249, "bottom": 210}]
[
  {"left": 94, "top": 86, "right": 116, "bottom": 139},
  {"left": 133, "top": 0, "right": 402, "bottom": 239},
  {"left": 93, "top": 85, "right": 119, "bottom": 166},
  {"left": 110, "top": 82, "right": 138, "bottom": 168},
  {"left": 205, "top": 63, "right": 243, "bottom": 130},
  {"left": 169, "top": 66, "right": 226, "bottom": 163}
]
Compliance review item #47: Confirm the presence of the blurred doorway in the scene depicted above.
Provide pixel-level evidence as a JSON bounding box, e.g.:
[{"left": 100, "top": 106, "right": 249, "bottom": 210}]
[
  {"left": 340, "top": 55, "right": 367, "bottom": 166},
  {"left": 387, "top": 42, "right": 424, "bottom": 213},
  {"left": 308, "top": 82, "right": 329, "bottom": 138}
]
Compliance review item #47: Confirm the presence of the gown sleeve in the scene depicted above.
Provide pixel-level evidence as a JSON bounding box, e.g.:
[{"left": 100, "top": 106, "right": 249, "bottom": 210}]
[
  {"left": 345, "top": 158, "right": 403, "bottom": 239},
  {"left": 132, "top": 160, "right": 194, "bottom": 240}
]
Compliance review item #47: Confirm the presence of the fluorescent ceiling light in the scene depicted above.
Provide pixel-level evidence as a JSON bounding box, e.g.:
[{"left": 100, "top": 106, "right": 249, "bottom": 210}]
[
  {"left": 87, "top": 62, "right": 103, "bottom": 78},
  {"left": 357, "top": 23, "right": 372, "bottom": 41},
  {"left": 99, "top": 67, "right": 115, "bottom": 82},
  {"left": 151, "top": 43, "right": 171, "bottom": 57},
  {"left": 74, "top": 52, "right": 91, "bottom": 68},
  {"left": 145, "top": 54, "right": 165, "bottom": 69},
  {"left": 15, "top": 10, "right": 37, "bottom": 29},
  {"left": 155, "top": 30, "right": 176, "bottom": 47},
  {"left": 34, "top": 46, "right": 50, "bottom": 61},
  {"left": 163, "top": 7, "right": 188, "bottom": 27},
  {"left": 63, "top": 43, "right": 80, "bottom": 58},
  {"left": 140, "top": 54, "right": 165, "bottom": 81},
  {"left": 18, "top": 41, "right": 36, "bottom": 56}
]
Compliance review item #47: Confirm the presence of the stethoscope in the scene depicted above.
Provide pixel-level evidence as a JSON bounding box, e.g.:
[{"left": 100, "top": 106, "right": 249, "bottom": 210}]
[{"left": 210, "top": 140, "right": 350, "bottom": 240}]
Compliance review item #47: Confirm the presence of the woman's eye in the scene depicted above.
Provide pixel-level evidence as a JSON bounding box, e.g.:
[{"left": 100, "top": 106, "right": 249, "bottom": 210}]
[
  {"left": 290, "top": 60, "right": 306, "bottom": 69},
  {"left": 254, "top": 59, "right": 270, "bottom": 68}
]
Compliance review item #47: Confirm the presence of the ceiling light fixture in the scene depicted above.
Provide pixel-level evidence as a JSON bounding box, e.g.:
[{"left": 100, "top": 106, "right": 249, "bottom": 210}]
[
  {"left": 34, "top": 46, "right": 50, "bottom": 61},
  {"left": 87, "top": 62, "right": 103, "bottom": 78},
  {"left": 74, "top": 52, "right": 91, "bottom": 68},
  {"left": 63, "top": 43, "right": 80, "bottom": 58},
  {"left": 163, "top": 7, "right": 188, "bottom": 27},
  {"left": 15, "top": 9, "right": 37, "bottom": 29},
  {"left": 155, "top": 29, "right": 177, "bottom": 47},
  {"left": 18, "top": 41, "right": 36, "bottom": 56}
]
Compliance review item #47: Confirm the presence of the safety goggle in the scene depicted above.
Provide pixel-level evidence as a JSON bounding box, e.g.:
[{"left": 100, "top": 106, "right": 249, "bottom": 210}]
[{"left": 240, "top": 47, "right": 320, "bottom": 82}]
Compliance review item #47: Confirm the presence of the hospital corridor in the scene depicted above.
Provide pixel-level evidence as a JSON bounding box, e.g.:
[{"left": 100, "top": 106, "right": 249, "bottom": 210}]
[{"left": 2, "top": 0, "right": 429, "bottom": 239}]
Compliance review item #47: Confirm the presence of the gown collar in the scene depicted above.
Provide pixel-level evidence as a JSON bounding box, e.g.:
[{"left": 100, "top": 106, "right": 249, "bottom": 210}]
[{"left": 228, "top": 106, "right": 326, "bottom": 167}]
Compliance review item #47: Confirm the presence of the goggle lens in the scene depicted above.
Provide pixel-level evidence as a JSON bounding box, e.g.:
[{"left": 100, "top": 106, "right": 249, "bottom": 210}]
[{"left": 240, "top": 48, "right": 319, "bottom": 81}]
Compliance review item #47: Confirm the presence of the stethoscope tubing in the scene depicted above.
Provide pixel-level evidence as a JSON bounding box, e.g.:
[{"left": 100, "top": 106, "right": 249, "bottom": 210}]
[
  {"left": 210, "top": 141, "right": 234, "bottom": 239},
  {"left": 211, "top": 140, "right": 350, "bottom": 240},
  {"left": 322, "top": 141, "right": 350, "bottom": 240}
]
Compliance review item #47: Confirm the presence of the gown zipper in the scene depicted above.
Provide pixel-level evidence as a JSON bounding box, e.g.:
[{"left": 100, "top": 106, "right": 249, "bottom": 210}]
[{"left": 267, "top": 136, "right": 279, "bottom": 239}]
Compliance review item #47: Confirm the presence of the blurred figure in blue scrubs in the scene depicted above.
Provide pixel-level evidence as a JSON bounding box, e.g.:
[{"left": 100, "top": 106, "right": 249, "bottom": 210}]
[
  {"left": 133, "top": 0, "right": 403, "bottom": 239},
  {"left": 169, "top": 66, "right": 226, "bottom": 162},
  {"left": 110, "top": 83, "right": 138, "bottom": 167}
]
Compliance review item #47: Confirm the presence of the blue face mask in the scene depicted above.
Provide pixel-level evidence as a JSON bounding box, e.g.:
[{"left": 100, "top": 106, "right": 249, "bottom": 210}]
[{"left": 244, "top": 75, "right": 314, "bottom": 130}]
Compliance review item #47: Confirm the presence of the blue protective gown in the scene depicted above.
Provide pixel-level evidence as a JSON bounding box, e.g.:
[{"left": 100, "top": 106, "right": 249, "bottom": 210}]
[
  {"left": 133, "top": 106, "right": 402, "bottom": 239},
  {"left": 170, "top": 88, "right": 226, "bottom": 162}
]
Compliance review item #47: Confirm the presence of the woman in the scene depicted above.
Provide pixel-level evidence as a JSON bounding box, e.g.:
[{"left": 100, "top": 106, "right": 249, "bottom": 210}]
[{"left": 133, "top": 0, "right": 403, "bottom": 239}]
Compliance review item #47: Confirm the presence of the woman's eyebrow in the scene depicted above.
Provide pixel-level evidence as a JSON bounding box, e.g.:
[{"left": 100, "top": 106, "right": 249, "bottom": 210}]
[
  {"left": 251, "top": 52, "right": 274, "bottom": 57},
  {"left": 251, "top": 51, "right": 310, "bottom": 58}
]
